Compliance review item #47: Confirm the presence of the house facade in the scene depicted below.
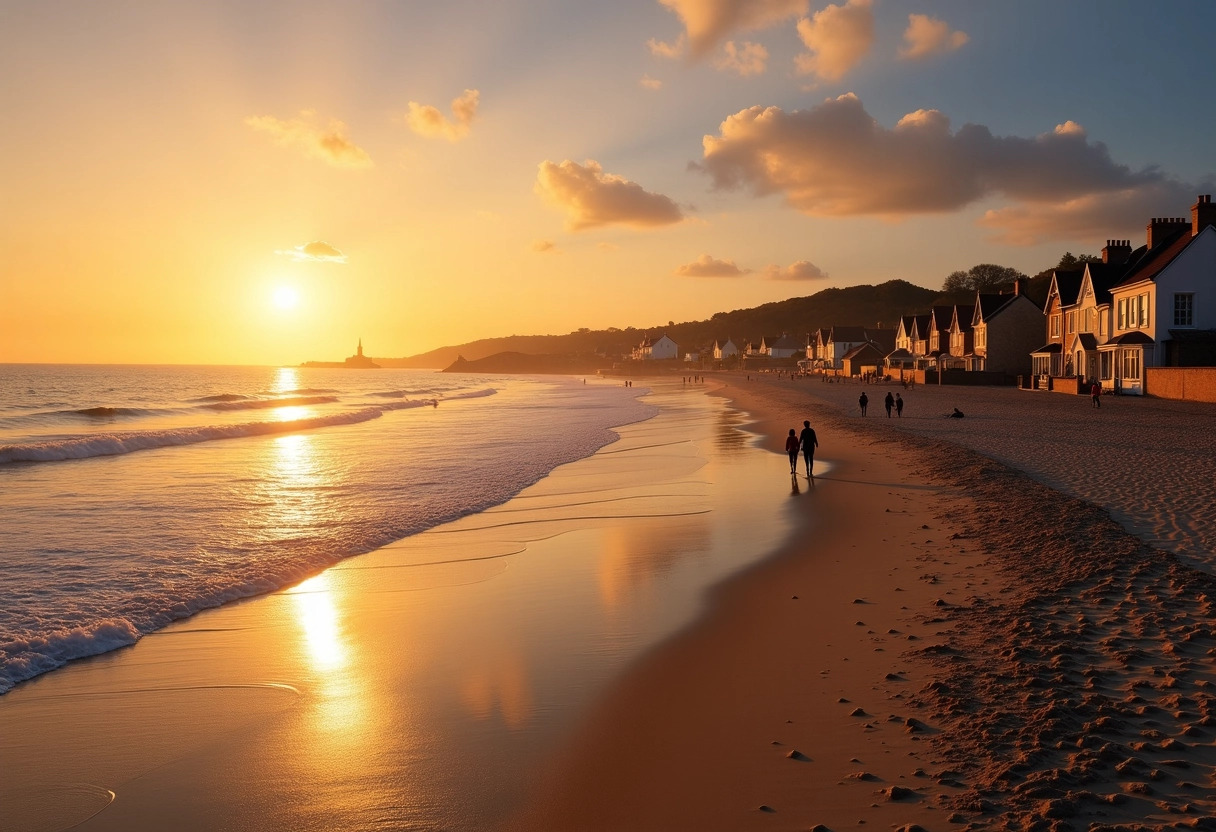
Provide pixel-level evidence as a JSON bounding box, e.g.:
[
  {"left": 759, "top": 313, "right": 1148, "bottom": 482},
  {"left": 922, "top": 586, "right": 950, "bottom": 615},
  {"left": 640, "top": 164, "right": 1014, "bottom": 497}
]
[
  {"left": 713, "top": 338, "right": 739, "bottom": 360},
  {"left": 1102, "top": 197, "right": 1216, "bottom": 394},
  {"left": 969, "top": 285, "right": 1043, "bottom": 376},
  {"left": 633, "top": 334, "right": 678, "bottom": 360}
]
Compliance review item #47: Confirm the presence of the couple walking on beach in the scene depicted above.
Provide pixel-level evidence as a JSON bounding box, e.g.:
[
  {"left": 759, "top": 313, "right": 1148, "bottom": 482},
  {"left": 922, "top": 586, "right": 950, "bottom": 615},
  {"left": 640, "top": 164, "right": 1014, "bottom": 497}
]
[{"left": 785, "top": 421, "right": 818, "bottom": 478}]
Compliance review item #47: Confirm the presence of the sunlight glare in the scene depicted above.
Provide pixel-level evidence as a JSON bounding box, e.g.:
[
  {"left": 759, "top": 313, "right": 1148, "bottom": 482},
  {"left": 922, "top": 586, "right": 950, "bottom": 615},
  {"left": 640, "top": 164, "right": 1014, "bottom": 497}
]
[{"left": 273, "top": 286, "right": 300, "bottom": 311}]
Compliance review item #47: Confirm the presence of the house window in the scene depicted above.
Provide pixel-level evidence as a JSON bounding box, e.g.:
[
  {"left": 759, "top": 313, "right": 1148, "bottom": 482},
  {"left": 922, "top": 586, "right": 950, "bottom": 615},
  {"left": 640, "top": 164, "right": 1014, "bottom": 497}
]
[
  {"left": 1117, "top": 299, "right": 1126, "bottom": 330},
  {"left": 975, "top": 326, "right": 986, "bottom": 349},
  {"left": 1121, "top": 349, "right": 1141, "bottom": 381},
  {"left": 1066, "top": 311, "right": 1076, "bottom": 334},
  {"left": 1100, "top": 351, "right": 1112, "bottom": 380},
  {"left": 1099, "top": 313, "right": 1107, "bottom": 337},
  {"left": 1050, "top": 315, "right": 1061, "bottom": 337},
  {"left": 1174, "top": 293, "right": 1194, "bottom": 327},
  {"left": 1137, "top": 293, "right": 1150, "bottom": 328}
]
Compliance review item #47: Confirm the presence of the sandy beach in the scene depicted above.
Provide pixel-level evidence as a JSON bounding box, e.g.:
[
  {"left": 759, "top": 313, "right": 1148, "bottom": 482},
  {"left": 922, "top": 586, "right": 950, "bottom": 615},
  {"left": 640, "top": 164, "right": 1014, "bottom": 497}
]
[
  {"left": 6, "top": 374, "right": 1216, "bottom": 831},
  {"left": 512, "top": 375, "right": 1216, "bottom": 831}
]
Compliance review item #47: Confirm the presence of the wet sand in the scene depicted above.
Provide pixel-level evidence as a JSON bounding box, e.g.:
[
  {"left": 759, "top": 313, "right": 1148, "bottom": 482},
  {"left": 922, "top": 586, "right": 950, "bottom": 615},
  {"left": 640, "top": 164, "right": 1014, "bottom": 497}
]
[
  {"left": 0, "top": 381, "right": 798, "bottom": 831},
  {"left": 512, "top": 374, "right": 1216, "bottom": 831}
]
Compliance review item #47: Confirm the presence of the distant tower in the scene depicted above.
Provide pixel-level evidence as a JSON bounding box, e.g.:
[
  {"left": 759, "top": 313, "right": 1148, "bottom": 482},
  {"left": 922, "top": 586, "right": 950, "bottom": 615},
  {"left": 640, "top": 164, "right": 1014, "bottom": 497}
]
[{"left": 357, "top": 338, "right": 364, "bottom": 357}]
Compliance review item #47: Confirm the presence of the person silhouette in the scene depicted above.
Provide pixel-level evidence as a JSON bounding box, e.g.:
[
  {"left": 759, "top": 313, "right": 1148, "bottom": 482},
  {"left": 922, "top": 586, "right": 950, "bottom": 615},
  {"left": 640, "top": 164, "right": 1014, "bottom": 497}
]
[
  {"left": 799, "top": 420, "right": 818, "bottom": 479},
  {"left": 884, "top": 391, "right": 894, "bottom": 417},
  {"left": 895, "top": 393, "right": 904, "bottom": 417},
  {"left": 784, "top": 428, "right": 800, "bottom": 474},
  {"left": 858, "top": 392, "right": 868, "bottom": 416}
]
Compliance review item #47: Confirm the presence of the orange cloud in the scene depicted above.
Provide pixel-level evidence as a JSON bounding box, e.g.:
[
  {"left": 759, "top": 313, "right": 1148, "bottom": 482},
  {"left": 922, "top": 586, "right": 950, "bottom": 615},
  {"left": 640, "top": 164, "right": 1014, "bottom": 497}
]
[
  {"left": 674, "top": 254, "right": 749, "bottom": 277},
  {"left": 406, "top": 89, "right": 480, "bottom": 141},
  {"left": 647, "top": 34, "right": 686, "bottom": 58},
  {"left": 899, "top": 14, "right": 969, "bottom": 59},
  {"left": 535, "top": 160, "right": 684, "bottom": 230},
  {"left": 696, "top": 94, "right": 1164, "bottom": 232},
  {"left": 714, "top": 41, "right": 769, "bottom": 76},
  {"left": 658, "top": 0, "right": 806, "bottom": 57},
  {"left": 764, "top": 260, "right": 826, "bottom": 280},
  {"left": 276, "top": 240, "right": 348, "bottom": 263},
  {"left": 245, "top": 111, "right": 372, "bottom": 168},
  {"left": 640, "top": 74, "right": 664, "bottom": 90},
  {"left": 795, "top": 0, "right": 874, "bottom": 81},
  {"left": 531, "top": 239, "right": 559, "bottom": 253}
]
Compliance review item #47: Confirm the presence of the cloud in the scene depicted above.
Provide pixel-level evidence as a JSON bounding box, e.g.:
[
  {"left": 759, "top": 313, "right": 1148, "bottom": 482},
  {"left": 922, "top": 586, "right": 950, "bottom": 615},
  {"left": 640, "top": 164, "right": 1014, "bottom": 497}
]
[
  {"left": 640, "top": 74, "right": 664, "bottom": 90},
  {"left": 795, "top": 0, "right": 874, "bottom": 82},
  {"left": 275, "top": 240, "right": 348, "bottom": 263},
  {"left": 405, "top": 89, "right": 480, "bottom": 141},
  {"left": 695, "top": 95, "right": 1178, "bottom": 242},
  {"left": 764, "top": 260, "right": 827, "bottom": 280},
  {"left": 674, "top": 254, "right": 750, "bottom": 277},
  {"left": 648, "top": 34, "right": 686, "bottom": 58},
  {"left": 657, "top": 0, "right": 806, "bottom": 57},
  {"left": 977, "top": 178, "right": 1215, "bottom": 245},
  {"left": 535, "top": 160, "right": 684, "bottom": 230},
  {"left": 714, "top": 41, "right": 769, "bottom": 76},
  {"left": 899, "top": 14, "right": 969, "bottom": 59},
  {"left": 245, "top": 111, "right": 372, "bottom": 168},
  {"left": 531, "top": 240, "right": 559, "bottom": 253}
]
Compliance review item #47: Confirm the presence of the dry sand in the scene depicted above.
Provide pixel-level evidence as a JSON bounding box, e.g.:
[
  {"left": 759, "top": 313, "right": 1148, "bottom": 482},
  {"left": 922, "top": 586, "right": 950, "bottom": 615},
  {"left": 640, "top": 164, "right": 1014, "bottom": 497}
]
[{"left": 511, "top": 375, "right": 1216, "bottom": 832}]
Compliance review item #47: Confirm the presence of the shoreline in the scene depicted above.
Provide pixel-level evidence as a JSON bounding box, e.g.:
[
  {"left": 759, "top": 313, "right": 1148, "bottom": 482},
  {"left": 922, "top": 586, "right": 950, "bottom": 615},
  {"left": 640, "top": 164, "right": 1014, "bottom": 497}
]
[
  {"left": 0, "top": 378, "right": 804, "bottom": 831},
  {"left": 510, "top": 373, "right": 1216, "bottom": 830}
]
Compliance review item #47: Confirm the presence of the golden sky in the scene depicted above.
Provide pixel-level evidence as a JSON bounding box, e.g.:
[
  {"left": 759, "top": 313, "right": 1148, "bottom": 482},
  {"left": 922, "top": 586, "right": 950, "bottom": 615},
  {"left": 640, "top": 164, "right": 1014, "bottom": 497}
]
[{"left": 2, "top": 1, "right": 1213, "bottom": 365}]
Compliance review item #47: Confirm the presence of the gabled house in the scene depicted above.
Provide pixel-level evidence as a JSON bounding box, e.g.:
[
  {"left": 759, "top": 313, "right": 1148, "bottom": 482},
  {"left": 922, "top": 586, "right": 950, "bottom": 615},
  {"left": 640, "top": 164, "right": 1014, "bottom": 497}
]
[
  {"left": 926, "top": 306, "right": 955, "bottom": 368},
  {"left": 633, "top": 333, "right": 678, "bottom": 360},
  {"left": 762, "top": 333, "right": 805, "bottom": 359},
  {"left": 1031, "top": 269, "right": 1083, "bottom": 378},
  {"left": 824, "top": 326, "right": 869, "bottom": 370},
  {"left": 947, "top": 305, "right": 976, "bottom": 368},
  {"left": 841, "top": 342, "right": 885, "bottom": 377},
  {"left": 713, "top": 338, "right": 739, "bottom": 360},
  {"left": 969, "top": 282, "right": 1043, "bottom": 375},
  {"left": 1069, "top": 250, "right": 1135, "bottom": 385},
  {"left": 907, "top": 314, "right": 933, "bottom": 368},
  {"left": 807, "top": 328, "right": 831, "bottom": 363},
  {"left": 1101, "top": 196, "right": 1216, "bottom": 394}
]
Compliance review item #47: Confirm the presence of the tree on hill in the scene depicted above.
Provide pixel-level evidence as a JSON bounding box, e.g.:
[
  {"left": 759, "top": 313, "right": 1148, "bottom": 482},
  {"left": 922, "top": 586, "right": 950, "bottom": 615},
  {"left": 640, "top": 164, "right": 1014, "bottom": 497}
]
[
  {"left": 1055, "top": 251, "right": 1101, "bottom": 270},
  {"left": 941, "top": 263, "right": 1030, "bottom": 294}
]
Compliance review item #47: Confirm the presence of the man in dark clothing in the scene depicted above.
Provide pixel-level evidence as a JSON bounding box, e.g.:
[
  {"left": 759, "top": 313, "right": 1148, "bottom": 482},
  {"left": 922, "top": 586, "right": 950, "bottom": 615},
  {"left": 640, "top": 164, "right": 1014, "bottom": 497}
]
[
  {"left": 895, "top": 393, "right": 904, "bottom": 417},
  {"left": 858, "top": 392, "right": 868, "bottom": 416},
  {"left": 884, "top": 391, "right": 894, "bottom": 417},
  {"left": 799, "top": 420, "right": 818, "bottom": 479}
]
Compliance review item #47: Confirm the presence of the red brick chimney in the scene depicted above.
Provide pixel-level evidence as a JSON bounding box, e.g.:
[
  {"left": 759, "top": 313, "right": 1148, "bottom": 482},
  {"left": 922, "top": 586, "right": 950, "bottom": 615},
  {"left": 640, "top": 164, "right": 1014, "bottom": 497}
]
[
  {"left": 1193, "top": 194, "right": 1215, "bottom": 235},
  {"left": 1147, "top": 217, "right": 1189, "bottom": 249},
  {"left": 1102, "top": 239, "right": 1132, "bottom": 264}
]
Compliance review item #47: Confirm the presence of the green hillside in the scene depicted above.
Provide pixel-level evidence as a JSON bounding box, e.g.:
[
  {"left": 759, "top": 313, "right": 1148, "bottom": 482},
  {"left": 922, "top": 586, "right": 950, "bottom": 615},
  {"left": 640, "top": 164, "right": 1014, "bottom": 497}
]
[{"left": 379, "top": 279, "right": 940, "bottom": 368}]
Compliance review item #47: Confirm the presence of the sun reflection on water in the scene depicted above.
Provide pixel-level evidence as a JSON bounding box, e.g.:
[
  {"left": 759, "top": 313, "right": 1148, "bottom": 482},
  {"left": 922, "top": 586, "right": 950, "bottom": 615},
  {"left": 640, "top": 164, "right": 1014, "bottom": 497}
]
[
  {"left": 292, "top": 573, "right": 347, "bottom": 672},
  {"left": 271, "top": 366, "right": 299, "bottom": 395}
]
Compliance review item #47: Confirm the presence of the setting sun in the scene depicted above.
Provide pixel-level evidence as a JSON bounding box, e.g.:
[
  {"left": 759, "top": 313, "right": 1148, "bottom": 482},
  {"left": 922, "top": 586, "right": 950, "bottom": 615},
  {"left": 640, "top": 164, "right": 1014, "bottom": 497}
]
[{"left": 273, "top": 286, "right": 300, "bottom": 311}]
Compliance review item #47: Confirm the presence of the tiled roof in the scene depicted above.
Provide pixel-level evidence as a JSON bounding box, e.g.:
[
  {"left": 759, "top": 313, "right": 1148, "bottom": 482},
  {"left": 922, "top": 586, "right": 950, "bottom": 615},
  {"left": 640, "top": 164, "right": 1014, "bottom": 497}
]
[
  {"left": 1113, "top": 228, "right": 1194, "bottom": 289},
  {"left": 1076, "top": 333, "right": 1098, "bottom": 350},
  {"left": 1031, "top": 343, "right": 1063, "bottom": 354},
  {"left": 1104, "top": 331, "right": 1155, "bottom": 345},
  {"left": 1052, "top": 270, "right": 1085, "bottom": 306}
]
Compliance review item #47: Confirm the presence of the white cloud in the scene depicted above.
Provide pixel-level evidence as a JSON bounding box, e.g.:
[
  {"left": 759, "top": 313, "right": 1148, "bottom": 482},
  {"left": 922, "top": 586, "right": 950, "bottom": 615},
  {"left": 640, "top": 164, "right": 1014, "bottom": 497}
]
[
  {"left": 245, "top": 111, "right": 372, "bottom": 168},
  {"left": 640, "top": 74, "right": 664, "bottom": 90},
  {"left": 714, "top": 41, "right": 769, "bottom": 76},
  {"left": 535, "top": 160, "right": 684, "bottom": 230},
  {"left": 674, "top": 254, "right": 750, "bottom": 277},
  {"left": 275, "top": 240, "right": 348, "bottom": 263},
  {"left": 899, "top": 14, "right": 969, "bottom": 60},
  {"left": 695, "top": 93, "right": 1168, "bottom": 243},
  {"left": 406, "top": 89, "right": 480, "bottom": 141},
  {"left": 764, "top": 260, "right": 826, "bottom": 280},
  {"left": 657, "top": 0, "right": 806, "bottom": 57},
  {"left": 795, "top": 0, "right": 874, "bottom": 82}
]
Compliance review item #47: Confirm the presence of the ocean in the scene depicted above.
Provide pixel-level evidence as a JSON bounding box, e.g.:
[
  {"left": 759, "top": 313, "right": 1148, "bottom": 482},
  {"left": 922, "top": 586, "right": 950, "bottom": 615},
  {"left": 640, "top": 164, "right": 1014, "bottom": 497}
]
[{"left": 0, "top": 364, "right": 656, "bottom": 695}]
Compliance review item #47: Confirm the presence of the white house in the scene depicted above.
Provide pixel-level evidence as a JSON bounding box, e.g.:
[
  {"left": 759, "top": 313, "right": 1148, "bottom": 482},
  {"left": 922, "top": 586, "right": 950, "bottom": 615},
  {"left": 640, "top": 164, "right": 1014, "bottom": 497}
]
[
  {"left": 713, "top": 338, "right": 739, "bottom": 360},
  {"left": 634, "top": 333, "right": 679, "bottom": 360},
  {"left": 1102, "top": 197, "right": 1216, "bottom": 394},
  {"left": 761, "top": 333, "right": 805, "bottom": 359}
]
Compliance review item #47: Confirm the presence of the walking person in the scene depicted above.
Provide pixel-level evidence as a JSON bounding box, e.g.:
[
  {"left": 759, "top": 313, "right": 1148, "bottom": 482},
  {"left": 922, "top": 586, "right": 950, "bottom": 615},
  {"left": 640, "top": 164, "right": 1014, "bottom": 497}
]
[
  {"left": 799, "top": 420, "right": 818, "bottom": 479},
  {"left": 858, "top": 392, "right": 868, "bottom": 416},
  {"left": 884, "top": 391, "right": 894, "bottom": 417},
  {"left": 785, "top": 429, "right": 800, "bottom": 474},
  {"left": 895, "top": 393, "right": 904, "bottom": 417},
  {"left": 1091, "top": 380, "right": 1102, "bottom": 408}
]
